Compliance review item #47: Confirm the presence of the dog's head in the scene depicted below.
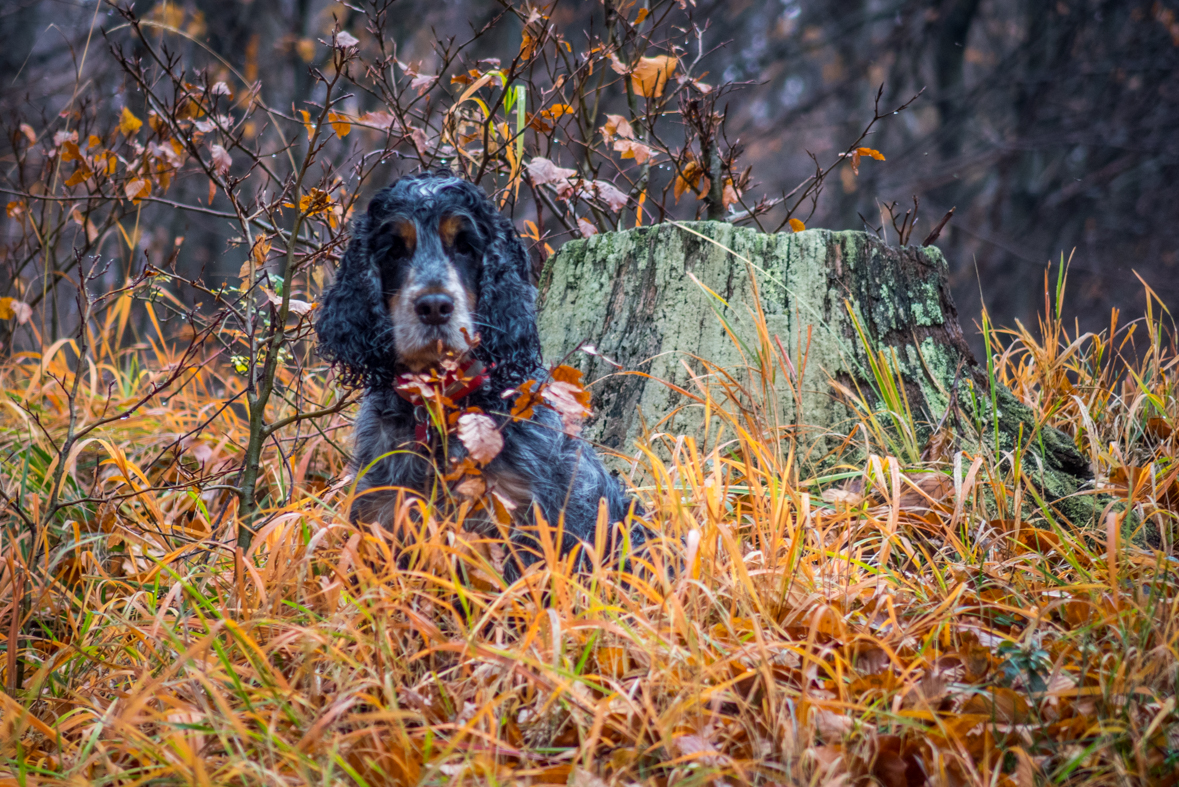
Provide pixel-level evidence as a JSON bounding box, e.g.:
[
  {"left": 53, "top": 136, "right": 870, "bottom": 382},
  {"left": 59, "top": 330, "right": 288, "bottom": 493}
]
[{"left": 316, "top": 171, "right": 542, "bottom": 389}]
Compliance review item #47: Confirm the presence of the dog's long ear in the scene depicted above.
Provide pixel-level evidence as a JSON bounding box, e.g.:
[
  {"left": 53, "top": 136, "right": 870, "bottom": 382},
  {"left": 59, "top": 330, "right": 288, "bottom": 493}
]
[
  {"left": 475, "top": 211, "right": 543, "bottom": 386},
  {"left": 315, "top": 214, "right": 395, "bottom": 387}
]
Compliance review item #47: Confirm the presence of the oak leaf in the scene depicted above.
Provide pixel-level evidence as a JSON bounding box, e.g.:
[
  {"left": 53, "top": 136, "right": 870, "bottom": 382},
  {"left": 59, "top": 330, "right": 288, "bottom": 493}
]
[
  {"left": 542, "top": 103, "right": 573, "bottom": 120},
  {"left": 410, "top": 74, "right": 437, "bottom": 94},
  {"left": 250, "top": 235, "right": 272, "bottom": 268},
  {"left": 630, "top": 55, "right": 678, "bottom": 97},
  {"left": 674, "top": 159, "right": 704, "bottom": 201},
  {"left": 509, "top": 380, "right": 542, "bottom": 419},
  {"left": 124, "top": 178, "right": 151, "bottom": 204},
  {"left": 543, "top": 365, "right": 592, "bottom": 435},
  {"left": 64, "top": 164, "right": 92, "bottom": 188},
  {"left": 119, "top": 107, "right": 142, "bottom": 137},
  {"left": 519, "top": 28, "right": 540, "bottom": 60},
  {"left": 589, "top": 181, "right": 629, "bottom": 211},
  {"left": 613, "top": 138, "right": 654, "bottom": 164},
  {"left": 59, "top": 140, "right": 82, "bottom": 162},
  {"left": 210, "top": 144, "right": 232, "bottom": 176},
  {"left": 526, "top": 157, "right": 577, "bottom": 186},
  {"left": 286, "top": 188, "right": 333, "bottom": 217},
  {"left": 601, "top": 114, "right": 634, "bottom": 141},
  {"left": 261, "top": 287, "right": 314, "bottom": 317},
  {"left": 457, "top": 413, "right": 504, "bottom": 464},
  {"left": 298, "top": 109, "right": 314, "bottom": 141},
  {"left": 849, "top": 147, "right": 884, "bottom": 176},
  {"left": 722, "top": 179, "right": 740, "bottom": 209},
  {"left": 358, "top": 111, "right": 397, "bottom": 131},
  {"left": 453, "top": 475, "right": 487, "bottom": 499},
  {"left": 328, "top": 112, "right": 351, "bottom": 138}
]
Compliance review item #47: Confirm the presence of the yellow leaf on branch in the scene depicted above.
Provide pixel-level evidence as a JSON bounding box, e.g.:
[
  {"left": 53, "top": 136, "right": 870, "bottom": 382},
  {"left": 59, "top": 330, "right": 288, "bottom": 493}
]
[
  {"left": 284, "top": 188, "right": 334, "bottom": 218},
  {"left": 125, "top": 178, "right": 151, "bottom": 204},
  {"left": 65, "top": 164, "right": 93, "bottom": 188},
  {"left": 119, "top": 107, "right": 143, "bottom": 137},
  {"left": 329, "top": 112, "right": 351, "bottom": 138},
  {"left": 630, "top": 55, "right": 677, "bottom": 98}
]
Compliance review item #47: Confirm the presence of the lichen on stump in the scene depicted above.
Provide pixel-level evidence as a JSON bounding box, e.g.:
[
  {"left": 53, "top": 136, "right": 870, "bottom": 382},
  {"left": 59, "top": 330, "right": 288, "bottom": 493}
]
[{"left": 537, "top": 221, "right": 1098, "bottom": 527}]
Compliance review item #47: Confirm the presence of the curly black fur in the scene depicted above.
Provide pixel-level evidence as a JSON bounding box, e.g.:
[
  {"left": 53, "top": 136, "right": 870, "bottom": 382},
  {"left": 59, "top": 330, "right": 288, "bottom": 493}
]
[{"left": 316, "top": 171, "right": 645, "bottom": 577}]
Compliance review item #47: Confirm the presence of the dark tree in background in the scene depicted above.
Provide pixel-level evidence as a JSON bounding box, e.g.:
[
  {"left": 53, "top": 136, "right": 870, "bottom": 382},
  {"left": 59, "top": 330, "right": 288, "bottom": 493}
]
[
  {"left": 708, "top": 0, "right": 1179, "bottom": 349},
  {"left": 2, "top": 0, "right": 1177, "bottom": 351}
]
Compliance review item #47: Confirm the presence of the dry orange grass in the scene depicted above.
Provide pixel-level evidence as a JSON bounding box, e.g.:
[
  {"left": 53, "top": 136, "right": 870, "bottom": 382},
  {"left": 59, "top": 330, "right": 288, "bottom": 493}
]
[{"left": 2, "top": 275, "right": 1179, "bottom": 786}]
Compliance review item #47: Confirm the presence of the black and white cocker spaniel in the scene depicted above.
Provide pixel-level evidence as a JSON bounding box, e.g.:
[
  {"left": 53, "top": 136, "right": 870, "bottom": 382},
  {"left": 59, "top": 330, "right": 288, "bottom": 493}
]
[{"left": 316, "top": 171, "right": 644, "bottom": 575}]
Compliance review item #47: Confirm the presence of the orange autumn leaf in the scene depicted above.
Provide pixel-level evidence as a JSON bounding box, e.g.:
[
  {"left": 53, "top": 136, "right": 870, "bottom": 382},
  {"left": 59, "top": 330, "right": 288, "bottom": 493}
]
[
  {"left": 613, "top": 138, "right": 654, "bottom": 164},
  {"left": 453, "top": 474, "right": 487, "bottom": 499},
  {"left": 251, "top": 235, "right": 273, "bottom": 267},
  {"left": 550, "top": 364, "right": 586, "bottom": 387},
  {"left": 59, "top": 140, "right": 82, "bottom": 163},
  {"left": 328, "top": 112, "right": 351, "bottom": 139},
  {"left": 119, "top": 107, "right": 143, "bottom": 136},
  {"left": 285, "top": 188, "right": 334, "bottom": 217},
  {"left": 849, "top": 147, "right": 883, "bottom": 176},
  {"left": 124, "top": 178, "right": 151, "bottom": 204},
  {"left": 64, "top": 164, "right": 93, "bottom": 188},
  {"left": 722, "top": 179, "right": 740, "bottom": 209},
  {"left": 509, "top": 380, "right": 543, "bottom": 420},
  {"left": 674, "top": 159, "right": 704, "bottom": 202},
  {"left": 542, "top": 104, "right": 573, "bottom": 120},
  {"left": 543, "top": 365, "right": 592, "bottom": 436},
  {"left": 601, "top": 114, "right": 634, "bottom": 141},
  {"left": 629, "top": 55, "right": 678, "bottom": 98}
]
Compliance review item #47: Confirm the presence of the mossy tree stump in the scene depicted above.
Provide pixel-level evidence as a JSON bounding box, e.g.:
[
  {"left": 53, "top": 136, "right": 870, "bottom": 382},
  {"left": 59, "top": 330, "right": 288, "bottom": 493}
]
[{"left": 537, "top": 222, "right": 1096, "bottom": 525}]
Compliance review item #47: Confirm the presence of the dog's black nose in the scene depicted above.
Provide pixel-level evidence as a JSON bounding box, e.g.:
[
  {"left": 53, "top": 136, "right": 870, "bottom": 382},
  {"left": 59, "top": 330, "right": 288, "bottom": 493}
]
[{"left": 414, "top": 293, "right": 455, "bottom": 325}]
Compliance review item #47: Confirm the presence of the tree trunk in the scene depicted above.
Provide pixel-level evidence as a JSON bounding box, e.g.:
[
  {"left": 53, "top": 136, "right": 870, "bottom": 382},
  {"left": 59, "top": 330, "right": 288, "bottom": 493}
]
[{"left": 537, "top": 222, "right": 1098, "bottom": 526}]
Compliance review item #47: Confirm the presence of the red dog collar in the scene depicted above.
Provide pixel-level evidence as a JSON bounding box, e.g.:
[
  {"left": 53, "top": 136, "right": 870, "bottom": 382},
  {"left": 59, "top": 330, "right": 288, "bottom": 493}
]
[{"left": 393, "top": 358, "right": 491, "bottom": 443}]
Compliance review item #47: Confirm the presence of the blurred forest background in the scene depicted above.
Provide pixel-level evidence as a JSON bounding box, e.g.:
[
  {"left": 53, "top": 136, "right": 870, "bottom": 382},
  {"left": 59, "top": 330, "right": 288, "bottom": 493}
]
[
  {"left": 5, "top": 4, "right": 1179, "bottom": 782},
  {"left": 2, "top": 0, "right": 1178, "bottom": 353}
]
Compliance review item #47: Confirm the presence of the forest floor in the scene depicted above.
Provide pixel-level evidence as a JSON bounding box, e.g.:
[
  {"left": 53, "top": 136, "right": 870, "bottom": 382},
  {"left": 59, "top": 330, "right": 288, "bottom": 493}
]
[{"left": 2, "top": 278, "right": 1178, "bottom": 787}]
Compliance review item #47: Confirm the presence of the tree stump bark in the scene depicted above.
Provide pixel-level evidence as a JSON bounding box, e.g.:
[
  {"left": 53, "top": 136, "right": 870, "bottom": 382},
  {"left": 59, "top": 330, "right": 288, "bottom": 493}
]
[{"left": 537, "top": 222, "right": 1097, "bottom": 525}]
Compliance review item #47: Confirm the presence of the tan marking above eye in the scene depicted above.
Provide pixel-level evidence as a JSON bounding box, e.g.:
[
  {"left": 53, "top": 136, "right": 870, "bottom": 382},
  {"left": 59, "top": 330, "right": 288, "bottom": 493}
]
[
  {"left": 392, "top": 219, "right": 416, "bottom": 254},
  {"left": 438, "top": 215, "right": 464, "bottom": 248}
]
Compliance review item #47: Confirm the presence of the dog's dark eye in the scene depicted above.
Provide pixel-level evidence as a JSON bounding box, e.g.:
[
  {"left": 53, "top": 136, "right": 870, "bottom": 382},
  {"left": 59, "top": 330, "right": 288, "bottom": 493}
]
[
  {"left": 387, "top": 236, "right": 409, "bottom": 259},
  {"left": 453, "top": 232, "right": 475, "bottom": 256},
  {"left": 376, "top": 219, "right": 416, "bottom": 262}
]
